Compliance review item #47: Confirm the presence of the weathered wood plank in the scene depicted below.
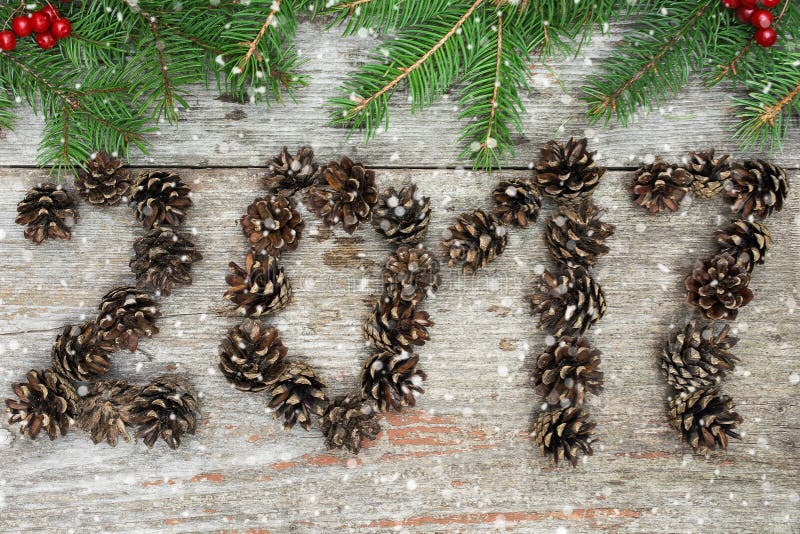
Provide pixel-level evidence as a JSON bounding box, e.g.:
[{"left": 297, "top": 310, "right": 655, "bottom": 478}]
[{"left": 0, "top": 167, "right": 797, "bottom": 532}]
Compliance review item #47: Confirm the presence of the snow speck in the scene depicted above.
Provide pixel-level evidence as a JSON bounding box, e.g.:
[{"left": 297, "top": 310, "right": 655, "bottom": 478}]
[
  {"left": 635, "top": 223, "right": 646, "bottom": 233},
  {"left": 789, "top": 372, "right": 799, "bottom": 385},
  {"left": 657, "top": 263, "right": 670, "bottom": 273},
  {"left": 406, "top": 479, "right": 417, "bottom": 491},
  {"left": 497, "top": 365, "right": 509, "bottom": 377},
  {"left": 0, "top": 428, "right": 12, "bottom": 448}
]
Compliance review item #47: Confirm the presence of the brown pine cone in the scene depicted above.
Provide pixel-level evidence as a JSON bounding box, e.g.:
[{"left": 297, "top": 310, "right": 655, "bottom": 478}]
[
  {"left": 320, "top": 392, "right": 381, "bottom": 453},
  {"left": 240, "top": 195, "right": 304, "bottom": 256},
  {"left": 631, "top": 157, "right": 694, "bottom": 214},
  {"left": 75, "top": 150, "right": 132, "bottom": 206},
  {"left": 372, "top": 184, "right": 431, "bottom": 245},
  {"left": 96, "top": 286, "right": 160, "bottom": 352},
  {"left": 668, "top": 387, "right": 742, "bottom": 454},
  {"left": 361, "top": 352, "right": 426, "bottom": 412},
  {"left": 533, "top": 336, "right": 603, "bottom": 409},
  {"left": 264, "top": 146, "right": 319, "bottom": 196},
  {"left": 363, "top": 293, "right": 433, "bottom": 353},
  {"left": 130, "top": 228, "right": 202, "bottom": 296},
  {"left": 6, "top": 369, "right": 78, "bottom": 440},
  {"left": 533, "top": 406, "right": 596, "bottom": 467},
  {"left": 129, "top": 375, "right": 199, "bottom": 449},
  {"left": 306, "top": 156, "right": 379, "bottom": 234},
  {"left": 662, "top": 321, "right": 738, "bottom": 392},
  {"left": 382, "top": 245, "right": 441, "bottom": 305},
  {"left": 51, "top": 321, "right": 115, "bottom": 382},
  {"left": 685, "top": 252, "right": 753, "bottom": 321},
  {"left": 130, "top": 171, "right": 193, "bottom": 229},
  {"left": 225, "top": 251, "right": 292, "bottom": 317},
  {"left": 715, "top": 220, "right": 772, "bottom": 272},
  {"left": 534, "top": 138, "right": 606, "bottom": 203},
  {"left": 442, "top": 209, "right": 508, "bottom": 273},
  {"left": 218, "top": 320, "right": 287, "bottom": 392},
  {"left": 544, "top": 202, "right": 615, "bottom": 268},
  {"left": 684, "top": 149, "right": 732, "bottom": 199},
  {"left": 529, "top": 267, "right": 606, "bottom": 337},
  {"left": 15, "top": 183, "right": 79, "bottom": 244},
  {"left": 267, "top": 361, "right": 327, "bottom": 431},
  {"left": 724, "top": 160, "right": 789, "bottom": 219},
  {"left": 492, "top": 178, "right": 542, "bottom": 228},
  {"left": 77, "top": 380, "right": 141, "bottom": 447}
]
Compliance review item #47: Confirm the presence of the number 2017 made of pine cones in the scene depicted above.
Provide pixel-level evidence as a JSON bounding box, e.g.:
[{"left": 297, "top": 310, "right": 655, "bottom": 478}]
[{"left": 631, "top": 150, "right": 790, "bottom": 455}]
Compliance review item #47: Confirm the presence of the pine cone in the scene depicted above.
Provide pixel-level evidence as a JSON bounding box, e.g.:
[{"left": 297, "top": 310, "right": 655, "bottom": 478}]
[
  {"left": 225, "top": 251, "right": 292, "bottom": 317},
  {"left": 77, "top": 380, "right": 141, "bottom": 447},
  {"left": 631, "top": 157, "right": 694, "bottom": 214},
  {"left": 320, "top": 392, "right": 381, "bottom": 453},
  {"left": 219, "top": 320, "right": 287, "bottom": 392},
  {"left": 533, "top": 406, "right": 596, "bottom": 467},
  {"left": 668, "top": 387, "right": 742, "bottom": 454},
  {"left": 361, "top": 352, "right": 426, "bottom": 412},
  {"left": 382, "top": 245, "right": 441, "bottom": 305},
  {"left": 529, "top": 267, "right": 606, "bottom": 337},
  {"left": 363, "top": 293, "right": 433, "bottom": 353},
  {"left": 129, "top": 375, "right": 199, "bottom": 449},
  {"left": 684, "top": 149, "right": 732, "bottom": 199},
  {"left": 241, "top": 195, "right": 304, "bottom": 256},
  {"left": 715, "top": 220, "right": 772, "bottom": 272},
  {"left": 306, "top": 156, "right": 379, "bottom": 234},
  {"left": 264, "top": 146, "right": 319, "bottom": 196},
  {"left": 492, "top": 178, "right": 542, "bottom": 227},
  {"left": 662, "top": 321, "right": 739, "bottom": 392},
  {"left": 267, "top": 361, "right": 327, "bottom": 431},
  {"left": 534, "top": 138, "right": 606, "bottom": 203},
  {"left": 5, "top": 369, "right": 78, "bottom": 440},
  {"left": 533, "top": 336, "right": 603, "bottom": 409},
  {"left": 442, "top": 209, "right": 508, "bottom": 272},
  {"left": 372, "top": 184, "right": 431, "bottom": 245},
  {"left": 130, "top": 171, "right": 193, "bottom": 229},
  {"left": 51, "top": 321, "right": 115, "bottom": 382},
  {"left": 96, "top": 286, "right": 160, "bottom": 352},
  {"left": 685, "top": 252, "right": 753, "bottom": 321},
  {"left": 74, "top": 150, "right": 132, "bottom": 206},
  {"left": 130, "top": 228, "right": 202, "bottom": 296},
  {"left": 544, "top": 202, "right": 615, "bottom": 268},
  {"left": 15, "top": 183, "right": 79, "bottom": 244},
  {"left": 724, "top": 160, "right": 789, "bottom": 219}
]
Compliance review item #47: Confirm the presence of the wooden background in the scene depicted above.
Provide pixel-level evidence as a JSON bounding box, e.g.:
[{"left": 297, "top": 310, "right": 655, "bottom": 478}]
[{"left": 0, "top": 23, "right": 798, "bottom": 534}]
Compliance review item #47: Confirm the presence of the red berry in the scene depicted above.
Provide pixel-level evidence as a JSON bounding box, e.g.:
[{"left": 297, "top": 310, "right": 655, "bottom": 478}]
[
  {"left": 740, "top": 0, "right": 757, "bottom": 6},
  {"left": 736, "top": 6, "right": 756, "bottom": 22},
  {"left": 0, "top": 30, "right": 17, "bottom": 52},
  {"left": 30, "top": 11, "right": 51, "bottom": 33},
  {"left": 35, "top": 31, "right": 56, "bottom": 50},
  {"left": 50, "top": 18, "right": 71, "bottom": 39},
  {"left": 755, "top": 27, "right": 777, "bottom": 47},
  {"left": 760, "top": 0, "right": 780, "bottom": 6},
  {"left": 12, "top": 15, "right": 32, "bottom": 37},
  {"left": 722, "top": 0, "right": 740, "bottom": 7},
  {"left": 41, "top": 5, "right": 59, "bottom": 22},
  {"left": 751, "top": 9, "right": 773, "bottom": 28}
]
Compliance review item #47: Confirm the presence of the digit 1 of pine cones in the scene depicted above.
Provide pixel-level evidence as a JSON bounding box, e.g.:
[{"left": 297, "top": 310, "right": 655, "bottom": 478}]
[
  {"left": 361, "top": 351, "right": 426, "bottom": 412},
  {"left": 74, "top": 150, "right": 132, "bottom": 206},
  {"left": 225, "top": 251, "right": 292, "bottom": 317},
  {"left": 96, "top": 286, "right": 160, "bottom": 352},
  {"left": 372, "top": 184, "right": 432, "bottom": 245},
  {"left": 267, "top": 361, "right": 327, "bottom": 431},
  {"left": 264, "top": 146, "right": 319, "bottom": 196},
  {"left": 5, "top": 369, "right": 79, "bottom": 440},
  {"left": 533, "top": 406, "right": 596, "bottom": 467},
  {"left": 533, "top": 336, "right": 603, "bottom": 409},
  {"left": 15, "top": 183, "right": 79, "bottom": 244},
  {"left": 528, "top": 267, "right": 606, "bottom": 337},
  {"left": 382, "top": 245, "right": 441, "bottom": 305},
  {"left": 51, "top": 321, "right": 115, "bottom": 382},
  {"left": 363, "top": 292, "right": 433, "bottom": 354},
  {"left": 129, "top": 170, "right": 193, "bottom": 230},
  {"left": 544, "top": 202, "right": 615, "bottom": 268},
  {"left": 492, "top": 178, "right": 542, "bottom": 228},
  {"left": 306, "top": 155, "right": 379, "bottom": 234},
  {"left": 129, "top": 375, "right": 199, "bottom": 449},
  {"left": 441, "top": 209, "right": 508, "bottom": 273},
  {"left": 631, "top": 157, "right": 693, "bottom": 214},
  {"left": 130, "top": 228, "right": 202, "bottom": 296},
  {"left": 534, "top": 138, "right": 606, "bottom": 203},
  {"left": 716, "top": 220, "right": 772, "bottom": 272},
  {"left": 668, "top": 387, "right": 742, "bottom": 454},
  {"left": 685, "top": 252, "right": 753, "bottom": 321},
  {"left": 240, "top": 195, "right": 304, "bottom": 257},
  {"left": 320, "top": 392, "right": 381, "bottom": 453},
  {"left": 77, "top": 380, "right": 141, "bottom": 447},
  {"left": 684, "top": 149, "right": 732, "bottom": 199},
  {"left": 662, "top": 320, "right": 739, "bottom": 392},
  {"left": 724, "top": 160, "right": 789, "bottom": 220},
  {"left": 219, "top": 320, "right": 287, "bottom": 392}
]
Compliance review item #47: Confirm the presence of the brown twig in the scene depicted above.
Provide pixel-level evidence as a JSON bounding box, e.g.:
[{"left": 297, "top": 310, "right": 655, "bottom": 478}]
[
  {"left": 239, "top": 0, "right": 282, "bottom": 70},
  {"left": 758, "top": 79, "right": 800, "bottom": 127},
  {"left": 482, "top": 12, "right": 504, "bottom": 149}
]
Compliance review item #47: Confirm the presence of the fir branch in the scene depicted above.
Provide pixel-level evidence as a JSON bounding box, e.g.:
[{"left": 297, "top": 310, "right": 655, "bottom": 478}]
[{"left": 324, "top": 0, "right": 454, "bottom": 35}]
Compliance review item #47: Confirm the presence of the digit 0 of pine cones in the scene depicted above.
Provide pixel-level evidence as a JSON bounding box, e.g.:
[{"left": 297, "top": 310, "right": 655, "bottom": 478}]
[
  {"left": 267, "top": 361, "right": 327, "bottom": 431},
  {"left": 15, "top": 183, "right": 78, "bottom": 244},
  {"left": 225, "top": 251, "right": 292, "bottom": 317},
  {"left": 631, "top": 157, "right": 694, "bottom": 214},
  {"left": 684, "top": 149, "right": 732, "bottom": 199},
  {"left": 306, "top": 155, "right": 379, "bottom": 234},
  {"left": 129, "top": 375, "right": 199, "bottom": 449},
  {"left": 724, "top": 160, "right": 789, "bottom": 220},
  {"left": 75, "top": 150, "right": 132, "bottom": 206},
  {"left": 77, "top": 380, "right": 141, "bottom": 447},
  {"left": 442, "top": 209, "right": 508, "bottom": 272},
  {"left": 382, "top": 245, "right": 441, "bottom": 305},
  {"left": 533, "top": 406, "right": 596, "bottom": 467},
  {"left": 96, "top": 286, "right": 160, "bottom": 352},
  {"left": 51, "top": 321, "right": 115, "bottom": 382},
  {"left": 361, "top": 351, "right": 426, "bottom": 412},
  {"left": 544, "top": 202, "right": 615, "bottom": 268},
  {"left": 218, "top": 320, "right": 287, "bottom": 392},
  {"left": 534, "top": 138, "right": 606, "bottom": 203},
  {"left": 529, "top": 267, "right": 607, "bottom": 337},
  {"left": 363, "top": 293, "right": 433, "bottom": 353},
  {"left": 662, "top": 321, "right": 739, "bottom": 392},
  {"left": 372, "top": 184, "right": 431, "bottom": 245},
  {"left": 130, "top": 170, "right": 193, "bottom": 230},
  {"left": 5, "top": 369, "right": 78, "bottom": 440},
  {"left": 685, "top": 252, "right": 754, "bottom": 321},
  {"left": 715, "top": 220, "right": 772, "bottom": 272},
  {"left": 668, "top": 387, "right": 742, "bottom": 454},
  {"left": 320, "top": 392, "right": 381, "bottom": 453},
  {"left": 492, "top": 178, "right": 541, "bottom": 228},
  {"left": 264, "top": 146, "right": 319, "bottom": 196},
  {"left": 533, "top": 336, "right": 603, "bottom": 409},
  {"left": 130, "top": 228, "right": 203, "bottom": 296},
  {"left": 240, "top": 195, "right": 304, "bottom": 256}
]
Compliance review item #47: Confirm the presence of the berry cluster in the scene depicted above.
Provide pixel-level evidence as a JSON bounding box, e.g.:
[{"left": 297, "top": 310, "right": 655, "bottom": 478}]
[
  {"left": 0, "top": 3, "right": 72, "bottom": 52},
  {"left": 721, "top": 0, "right": 783, "bottom": 47}
]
